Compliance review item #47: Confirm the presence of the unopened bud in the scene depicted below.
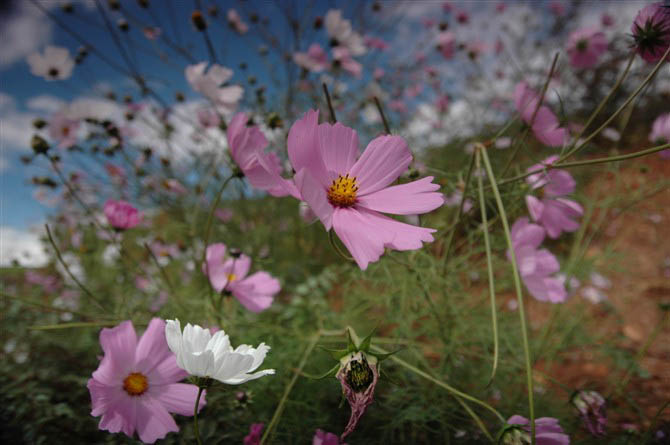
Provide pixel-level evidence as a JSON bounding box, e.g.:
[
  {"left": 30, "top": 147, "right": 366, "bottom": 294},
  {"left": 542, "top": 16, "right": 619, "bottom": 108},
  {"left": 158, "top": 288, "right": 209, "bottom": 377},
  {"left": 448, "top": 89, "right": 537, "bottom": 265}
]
[
  {"left": 175, "top": 92, "right": 185, "bottom": 102},
  {"left": 313, "top": 16, "right": 323, "bottom": 29},
  {"left": 33, "top": 118, "right": 47, "bottom": 130},
  {"left": 191, "top": 11, "right": 207, "bottom": 31},
  {"left": 31, "top": 135, "right": 50, "bottom": 155},
  {"left": 117, "top": 18, "right": 129, "bottom": 32},
  {"left": 137, "top": 0, "right": 149, "bottom": 8},
  {"left": 208, "top": 6, "right": 218, "bottom": 17},
  {"left": 108, "top": 0, "right": 120, "bottom": 10},
  {"left": 229, "top": 248, "right": 242, "bottom": 258},
  {"left": 62, "top": 3, "right": 74, "bottom": 13}
]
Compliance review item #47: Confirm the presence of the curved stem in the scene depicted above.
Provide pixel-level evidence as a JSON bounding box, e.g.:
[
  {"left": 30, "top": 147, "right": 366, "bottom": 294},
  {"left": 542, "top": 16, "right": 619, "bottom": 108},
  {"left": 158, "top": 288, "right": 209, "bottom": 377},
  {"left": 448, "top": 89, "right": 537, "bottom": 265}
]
[
  {"left": 328, "top": 230, "right": 355, "bottom": 262},
  {"left": 478, "top": 145, "right": 535, "bottom": 443},
  {"left": 193, "top": 386, "right": 204, "bottom": 445},
  {"left": 374, "top": 96, "right": 391, "bottom": 134}
]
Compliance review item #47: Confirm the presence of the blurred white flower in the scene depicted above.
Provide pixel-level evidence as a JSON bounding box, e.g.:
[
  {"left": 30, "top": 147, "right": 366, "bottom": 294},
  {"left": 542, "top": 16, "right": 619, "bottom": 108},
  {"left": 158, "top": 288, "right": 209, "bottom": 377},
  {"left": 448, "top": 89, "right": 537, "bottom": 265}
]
[
  {"left": 165, "top": 319, "right": 275, "bottom": 384},
  {"left": 325, "top": 10, "right": 366, "bottom": 56},
  {"left": 27, "top": 46, "right": 74, "bottom": 81},
  {"left": 185, "top": 62, "right": 243, "bottom": 114}
]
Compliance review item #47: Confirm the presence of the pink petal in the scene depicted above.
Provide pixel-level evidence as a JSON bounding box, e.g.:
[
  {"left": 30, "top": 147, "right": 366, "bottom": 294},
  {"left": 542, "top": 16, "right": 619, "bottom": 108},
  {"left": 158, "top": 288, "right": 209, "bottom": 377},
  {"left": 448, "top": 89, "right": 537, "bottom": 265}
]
[
  {"left": 135, "top": 397, "right": 179, "bottom": 443},
  {"left": 294, "top": 169, "right": 334, "bottom": 230},
  {"left": 231, "top": 277, "right": 276, "bottom": 313},
  {"left": 349, "top": 135, "right": 412, "bottom": 195},
  {"left": 332, "top": 207, "right": 390, "bottom": 270},
  {"left": 87, "top": 377, "right": 125, "bottom": 417},
  {"left": 287, "top": 109, "right": 329, "bottom": 187},
  {"left": 227, "top": 113, "right": 267, "bottom": 169},
  {"left": 150, "top": 383, "right": 205, "bottom": 416},
  {"left": 134, "top": 318, "right": 172, "bottom": 376},
  {"left": 146, "top": 354, "right": 188, "bottom": 386},
  {"left": 544, "top": 169, "right": 576, "bottom": 196},
  {"left": 357, "top": 176, "right": 444, "bottom": 215},
  {"left": 93, "top": 321, "right": 137, "bottom": 385},
  {"left": 358, "top": 208, "right": 436, "bottom": 251},
  {"left": 231, "top": 255, "right": 252, "bottom": 280},
  {"left": 318, "top": 122, "right": 360, "bottom": 174},
  {"left": 526, "top": 195, "right": 545, "bottom": 222},
  {"left": 243, "top": 271, "right": 280, "bottom": 294}
]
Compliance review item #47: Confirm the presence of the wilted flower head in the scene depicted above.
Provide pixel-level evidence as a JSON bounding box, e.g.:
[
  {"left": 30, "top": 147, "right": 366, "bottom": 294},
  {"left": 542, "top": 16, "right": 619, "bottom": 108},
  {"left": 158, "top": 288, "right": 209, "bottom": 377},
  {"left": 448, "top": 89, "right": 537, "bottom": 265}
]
[
  {"left": 514, "top": 82, "right": 568, "bottom": 147},
  {"left": 572, "top": 390, "right": 607, "bottom": 437},
  {"left": 287, "top": 109, "right": 443, "bottom": 270},
  {"left": 566, "top": 28, "right": 608, "bottom": 69},
  {"left": 27, "top": 46, "right": 75, "bottom": 81},
  {"left": 87, "top": 319, "right": 204, "bottom": 444},
  {"left": 104, "top": 199, "right": 142, "bottom": 230},
  {"left": 632, "top": 2, "right": 670, "bottom": 63},
  {"left": 525, "top": 156, "right": 583, "bottom": 239},
  {"left": 502, "top": 415, "right": 570, "bottom": 445},
  {"left": 204, "top": 243, "right": 280, "bottom": 312},
  {"left": 337, "top": 351, "right": 378, "bottom": 439},
  {"left": 165, "top": 319, "right": 275, "bottom": 384}
]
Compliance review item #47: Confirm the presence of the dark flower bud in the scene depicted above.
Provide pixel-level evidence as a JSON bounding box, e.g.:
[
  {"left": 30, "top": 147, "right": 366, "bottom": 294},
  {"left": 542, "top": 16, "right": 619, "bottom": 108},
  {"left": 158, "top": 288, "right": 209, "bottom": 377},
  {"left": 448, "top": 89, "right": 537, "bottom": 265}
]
[
  {"left": 258, "top": 45, "right": 268, "bottom": 56},
  {"left": 117, "top": 19, "right": 129, "bottom": 32},
  {"left": 248, "top": 76, "right": 256, "bottom": 85},
  {"left": 250, "top": 13, "right": 259, "bottom": 23},
  {"left": 229, "top": 248, "right": 242, "bottom": 259},
  {"left": 62, "top": 3, "right": 74, "bottom": 13},
  {"left": 161, "top": 157, "right": 171, "bottom": 167},
  {"left": 314, "top": 16, "right": 323, "bottom": 29},
  {"left": 106, "top": 91, "right": 117, "bottom": 101},
  {"left": 208, "top": 6, "right": 218, "bottom": 17},
  {"left": 175, "top": 92, "right": 185, "bottom": 102},
  {"left": 33, "top": 118, "right": 47, "bottom": 129},
  {"left": 137, "top": 0, "right": 149, "bottom": 8},
  {"left": 239, "top": 62, "right": 247, "bottom": 70},
  {"left": 20, "top": 155, "right": 32, "bottom": 165},
  {"left": 108, "top": 0, "right": 120, "bottom": 10},
  {"left": 372, "top": 2, "right": 381, "bottom": 12},
  {"left": 439, "top": 22, "right": 448, "bottom": 31},
  {"left": 31, "top": 135, "right": 50, "bottom": 155},
  {"left": 267, "top": 112, "right": 282, "bottom": 129},
  {"left": 191, "top": 11, "right": 207, "bottom": 31}
]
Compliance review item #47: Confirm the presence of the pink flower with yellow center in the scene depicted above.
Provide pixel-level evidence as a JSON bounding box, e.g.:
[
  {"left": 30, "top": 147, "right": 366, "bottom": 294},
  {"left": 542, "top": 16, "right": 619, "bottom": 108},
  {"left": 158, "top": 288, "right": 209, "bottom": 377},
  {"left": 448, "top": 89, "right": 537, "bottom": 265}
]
[
  {"left": 288, "top": 110, "right": 444, "bottom": 270},
  {"left": 87, "top": 319, "right": 204, "bottom": 444}
]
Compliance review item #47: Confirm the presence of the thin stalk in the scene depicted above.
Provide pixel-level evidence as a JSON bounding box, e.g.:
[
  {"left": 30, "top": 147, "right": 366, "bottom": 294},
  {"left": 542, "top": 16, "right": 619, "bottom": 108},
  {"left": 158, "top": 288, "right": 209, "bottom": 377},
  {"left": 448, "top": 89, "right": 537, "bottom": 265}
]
[
  {"left": 476, "top": 150, "right": 499, "bottom": 385},
  {"left": 201, "top": 175, "right": 236, "bottom": 292},
  {"left": 442, "top": 151, "right": 476, "bottom": 273},
  {"left": 261, "top": 332, "right": 321, "bottom": 444},
  {"left": 478, "top": 144, "right": 535, "bottom": 443},
  {"left": 1, "top": 292, "right": 108, "bottom": 320},
  {"left": 561, "top": 45, "right": 670, "bottom": 162},
  {"left": 29, "top": 321, "right": 125, "bottom": 330},
  {"left": 45, "top": 224, "right": 105, "bottom": 311},
  {"left": 328, "top": 230, "right": 355, "bottom": 262},
  {"left": 374, "top": 96, "right": 391, "bottom": 134},
  {"left": 322, "top": 83, "right": 337, "bottom": 123},
  {"left": 193, "top": 386, "right": 205, "bottom": 445}
]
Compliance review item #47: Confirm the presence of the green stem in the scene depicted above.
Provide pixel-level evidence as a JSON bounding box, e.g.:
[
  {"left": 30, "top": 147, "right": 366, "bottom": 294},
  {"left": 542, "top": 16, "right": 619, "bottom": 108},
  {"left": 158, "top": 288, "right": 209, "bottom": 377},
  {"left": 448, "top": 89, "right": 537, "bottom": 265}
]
[
  {"left": 328, "top": 230, "right": 355, "bottom": 262},
  {"left": 29, "top": 321, "right": 126, "bottom": 330},
  {"left": 478, "top": 145, "right": 535, "bottom": 444},
  {"left": 261, "top": 332, "right": 321, "bottom": 444},
  {"left": 476, "top": 151, "right": 499, "bottom": 385},
  {"left": 194, "top": 386, "right": 204, "bottom": 445},
  {"left": 322, "top": 83, "right": 337, "bottom": 123},
  {"left": 374, "top": 96, "right": 391, "bottom": 134},
  {"left": 442, "top": 151, "right": 476, "bottom": 272}
]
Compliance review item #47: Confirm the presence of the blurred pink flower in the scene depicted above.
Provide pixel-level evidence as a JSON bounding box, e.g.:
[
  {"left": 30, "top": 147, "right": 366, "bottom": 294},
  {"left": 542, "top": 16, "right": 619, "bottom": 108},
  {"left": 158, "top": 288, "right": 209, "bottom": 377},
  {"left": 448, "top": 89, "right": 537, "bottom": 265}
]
[
  {"left": 496, "top": 2, "right": 507, "bottom": 13},
  {"left": 509, "top": 217, "right": 567, "bottom": 303},
  {"left": 525, "top": 156, "right": 583, "bottom": 239},
  {"left": 196, "top": 108, "right": 220, "bottom": 128},
  {"left": 215, "top": 207, "right": 234, "bottom": 222},
  {"left": 48, "top": 112, "right": 79, "bottom": 149},
  {"left": 243, "top": 423, "right": 264, "bottom": 445},
  {"left": 332, "top": 46, "right": 362, "bottom": 77},
  {"left": 227, "top": 9, "right": 249, "bottom": 34},
  {"left": 325, "top": 9, "right": 366, "bottom": 56},
  {"left": 164, "top": 179, "right": 187, "bottom": 195},
  {"left": 142, "top": 26, "right": 161, "bottom": 40},
  {"left": 436, "top": 94, "right": 450, "bottom": 113},
  {"left": 25, "top": 270, "right": 60, "bottom": 293},
  {"left": 287, "top": 110, "right": 443, "bottom": 270},
  {"left": 185, "top": 62, "right": 243, "bottom": 114},
  {"left": 389, "top": 100, "right": 407, "bottom": 113},
  {"left": 204, "top": 243, "right": 280, "bottom": 312},
  {"left": 227, "top": 112, "right": 298, "bottom": 197},
  {"left": 364, "top": 36, "right": 388, "bottom": 51},
  {"left": 632, "top": 2, "right": 670, "bottom": 63},
  {"left": 373, "top": 67, "right": 385, "bottom": 80},
  {"left": 506, "top": 415, "right": 570, "bottom": 444},
  {"left": 549, "top": 0, "right": 566, "bottom": 17},
  {"left": 313, "top": 429, "right": 344, "bottom": 445},
  {"left": 436, "top": 31, "right": 456, "bottom": 59},
  {"left": 455, "top": 10, "right": 469, "bottom": 24},
  {"left": 649, "top": 112, "right": 670, "bottom": 158},
  {"left": 514, "top": 81, "right": 568, "bottom": 147},
  {"left": 293, "top": 43, "right": 329, "bottom": 72},
  {"left": 104, "top": 199, "right": 142, "bottom": 230},
  {"left": 601, "top": 13, "right": 614, "bottom": 27},
  {"left": 566, "top": 28, "right": 608, "bottom": 68},
  {"left": 87, "top": 319, "right": 204, "bottom": 443}
]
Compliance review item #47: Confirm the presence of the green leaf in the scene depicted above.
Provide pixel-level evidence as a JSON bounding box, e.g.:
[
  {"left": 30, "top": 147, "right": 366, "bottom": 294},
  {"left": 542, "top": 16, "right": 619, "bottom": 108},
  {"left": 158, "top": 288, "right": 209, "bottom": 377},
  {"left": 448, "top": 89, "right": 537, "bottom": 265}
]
[
  {"left": 301, "top": 363, "right": 339, "bottom": 380},
  {"left": 317, "top": 345, "right": 349, "bottom": 361}
]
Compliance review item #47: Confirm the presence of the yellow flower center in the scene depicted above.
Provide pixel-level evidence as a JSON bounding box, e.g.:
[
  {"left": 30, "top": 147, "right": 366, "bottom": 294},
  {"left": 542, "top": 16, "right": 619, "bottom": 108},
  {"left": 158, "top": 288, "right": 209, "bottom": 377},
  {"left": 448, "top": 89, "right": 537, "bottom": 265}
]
[
  {"left": 328, "top": 174, "right": 358, "bottom": 207},
  {"left": 227, "top": 273, "right": 237, "bottom": 282},
  {"left": 123, "top": 372, "right": 148, "bottom": 396}
]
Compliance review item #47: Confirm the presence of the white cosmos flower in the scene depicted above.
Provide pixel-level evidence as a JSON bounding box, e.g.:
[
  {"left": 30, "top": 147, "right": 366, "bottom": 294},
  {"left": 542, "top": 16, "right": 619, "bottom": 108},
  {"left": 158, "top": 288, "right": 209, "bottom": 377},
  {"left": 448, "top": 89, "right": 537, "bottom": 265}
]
[
  {"left": 27, "top": 46, "right": 75, "bottom": 81},
  {"left": 325, "top": 10, "right": 366, "bottom": 56},
  {"left": 165, "top": 319, "right": 274, "bottom": 384},
  {"left": 185, "top": 62, "right": 243, "bottom": 115}
]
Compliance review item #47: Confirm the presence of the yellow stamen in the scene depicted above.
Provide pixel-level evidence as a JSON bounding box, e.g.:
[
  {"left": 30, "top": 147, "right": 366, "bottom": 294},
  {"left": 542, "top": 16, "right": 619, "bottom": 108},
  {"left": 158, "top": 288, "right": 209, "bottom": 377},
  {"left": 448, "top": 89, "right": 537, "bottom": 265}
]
[
  {"left": 123, "top": 372, "right": 148, "bottom": 396},
  {"left": 327, "top": 174, "right": 359, "bottom": 207},
  {"left": 227, "top": 273, "right": 237, "bottom": 282}
]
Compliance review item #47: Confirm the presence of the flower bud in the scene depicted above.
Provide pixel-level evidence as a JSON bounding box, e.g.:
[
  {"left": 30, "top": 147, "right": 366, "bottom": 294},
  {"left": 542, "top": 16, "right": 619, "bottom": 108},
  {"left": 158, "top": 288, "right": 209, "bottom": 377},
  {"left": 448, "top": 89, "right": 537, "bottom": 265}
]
[
  {"left": 31, "top": 135, "right": 50, "bottom": 155},
  {"left": 571, "top": 390, "right": 606, "bottom": 437},
  {"left": 191, "top": 11, "right": 207, "bottom": 31},
  {"left": 108, "top": 0, "right": 120, "bottom": 10},
  {"left": 33, "top": 118, "right": 47, "bottom": 129},
  {"left": 117, "top": 18, "right": 129, "bottom": 32},
  {"left": 337, "top": 351, "right": 379, "bottom": 439}
]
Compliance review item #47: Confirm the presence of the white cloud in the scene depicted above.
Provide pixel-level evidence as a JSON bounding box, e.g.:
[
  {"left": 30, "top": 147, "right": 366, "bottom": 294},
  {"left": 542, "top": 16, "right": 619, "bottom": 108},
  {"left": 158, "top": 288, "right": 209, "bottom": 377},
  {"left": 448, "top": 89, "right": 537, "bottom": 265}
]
[
  {"left": 0, "top": 225, "right": 49, "bottom": 267},
  {"left": 0, "top": 91, "right": 39, "bottom": 152},
  {"left": 0, "top": 157, "right": 8, "bottom": 173},
  {"left": 0, "top": 2, "right": 53, "bottom": 68},
  {"left": 26, "top": 95, "right": 66, "bottom": 113}
]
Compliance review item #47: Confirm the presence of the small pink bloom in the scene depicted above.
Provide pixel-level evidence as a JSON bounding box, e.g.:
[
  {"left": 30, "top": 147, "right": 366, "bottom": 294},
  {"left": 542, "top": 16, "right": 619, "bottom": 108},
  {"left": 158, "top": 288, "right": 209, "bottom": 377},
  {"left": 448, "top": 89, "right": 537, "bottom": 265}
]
[
  {"left": 87, "top": 319, "right": 204, "bottom": 443},
  {"left": 287, "top": 110, "right": 444, "bottom": 270},
  {"left": 104, "top": 199, "right": 142, "bottom": 230},
  {"left": 649, "top": 112, "right": 670, "bottom": 158},
  {"left": 332, "top": 46, "right": 362, "bottom": 77},
  {"left": 185, "top": 62, "right": 243, "bottom": 114},
  {"left": 243, "top": 423, "right": 264, "bottom": 445},
  {"left": 373, "top": 67, "right": 385, "bottom": 80},
  {"left": 364, "top": 36, "right": 388, "bottom": 51},
  {"left": 227, "top": 9, "right": 249, "bottom": 34},
  {"left": 215, "top": 207, "right": 234, "bottom": 222},
  {"left": 549, "top": 0, "right": 566, "bottom": 17},
  {"left": 204, "top": 243, "right": 280, "bottom": 312},
  {"left": 227, "top": 113, "right": 299, "bottom": 197},
  {"left": 436, "top": 31, "right": 455, "bottom": 59},
  {"left": 566, "top": 28, "right": 608, "bottom": 69},
  {"left": 455, "top": 10, "right": 469, "bottom": 24},
  {"left": 313, "top": 429, "right": 344, "bottom": 445},
  {"left": 388, "top": 100, "right": 407, "bottom": 113},
  {"left": 48, "top": 112, "right": 80, "bottom": 149},
  {"left": 632, "top": 2, "right": 670, "bottom": 63},
  {"left": 142, "top": 26, "right": 161, "bottom": 40},
  {"left": 164, "top": 179, "right": 187, "bottom": 195},
  {"left": 496, "top": 2, "right": 507, "bottom": 13},
  {"left": 509, "top": 218, "right": 567, "bottom": 303},
  {"left": 197, "top": 108, "right": 220, "bottom": 128},
  {"left": 436, "top": 94, "right": 450, "bottom": 113},
  {"left": 294, "top": 43, "right": 329, "bottom": 73},
  {"left": 514, "top": 82, "right": 568, "bottom": 147},
  {"left": 601, "top": 13, "right": 614, "bottom": 27}
]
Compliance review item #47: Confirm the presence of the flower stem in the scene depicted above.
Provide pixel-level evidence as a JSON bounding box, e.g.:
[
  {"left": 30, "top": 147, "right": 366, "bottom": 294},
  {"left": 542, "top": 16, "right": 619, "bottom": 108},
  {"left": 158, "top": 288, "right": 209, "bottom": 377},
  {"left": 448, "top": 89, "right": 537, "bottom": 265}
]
[
  {"left": 322, "top": 83, "right": 337, "bottom": 123},
  {"left": 373, "top": 96, "right": 391, "bottom": 134},
  {"left": 478, "top": 144, "right": 535, "bottom": 444},
  {"left": 194, "top": 386, "right": 204, "bottom": 445}
]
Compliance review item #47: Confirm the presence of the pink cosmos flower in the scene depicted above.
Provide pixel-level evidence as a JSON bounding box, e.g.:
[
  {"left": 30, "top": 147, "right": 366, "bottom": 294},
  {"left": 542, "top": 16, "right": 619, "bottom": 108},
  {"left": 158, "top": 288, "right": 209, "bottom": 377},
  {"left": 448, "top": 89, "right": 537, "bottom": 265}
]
[
  {"left": 25, "top": 270, "right": 60, "bottom": 294},
  {"left": 104, "top": 199, "right": 142, "bottom": 230},
  {"left": 325, "top": 10, "right": 366, "bottom": 56},
  {"left": 204, "top": 243, "right": 280, "bottom": 312},
  {"left": 436, "top": 31, "right": 456, "bottom": 59},
  {"left": 455, "top": 10, "right": 469, "bottom": 24},
  {"left": 602, "top": 13, "right": 614, "bottom": 27},
  {"left": 506, "top": 415, "right": 570, "bottom": 445},
  {"left": 287, "top": 110, "right": 444, "bottom": 270},
  {"left": 227, "top": 9, "right": 249, "bottom": 34},
  {"left": 332, "top": 46, "right": 362, "bottom": 77},
  {"left": 87, "top": 319, "right": 204, "bottom": 443},
  {"left": 514, "top": 81, "right": 568, "bottom": 147},
  {"left": 525, "top": 156, "right": 583, "bottom": 239},
  {"left": 373, "top": 67, "right": 385, "bottom": 80},
  {"left": 48, "top": 112, "right": 80, "bottom": 149},
  {"left": 185, "top": 62, "right": 243, "bottom": 114},
  {"left": 649, "top": 112, "right": 670, "bottom": 159},
  {"left": 313, "top": 429, "right": 344, "bottom": 445},
  {"left": 243, "top": 423, "right": 264, "bottom": 445},
  {"left": 364, "top": 36, "right": 389, "bottom": 51},
  {"left": 632, "top": 2, "right": 670, "bottom": 63},
  {"left": 509, "top": 217, "right": 567, "bottom": 303},
  {"left": 566, "top": 28, "right": 608, "bottom": 69},
  {"left": 436, "top": 94, "right": 450, "bottom": 113},
  {"left": 293, "top": 43, "right": 329, "bottom": 73},
  {"left": 227, "top": 113, "right": 298, "bottom": 197}
]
